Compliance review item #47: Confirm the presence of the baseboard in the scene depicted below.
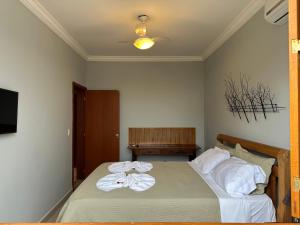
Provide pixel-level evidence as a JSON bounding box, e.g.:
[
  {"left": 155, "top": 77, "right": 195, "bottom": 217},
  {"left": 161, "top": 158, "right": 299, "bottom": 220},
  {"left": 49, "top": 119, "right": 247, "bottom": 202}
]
[{"left": 38, "top": 189, "right": 73, "bottom": 222}]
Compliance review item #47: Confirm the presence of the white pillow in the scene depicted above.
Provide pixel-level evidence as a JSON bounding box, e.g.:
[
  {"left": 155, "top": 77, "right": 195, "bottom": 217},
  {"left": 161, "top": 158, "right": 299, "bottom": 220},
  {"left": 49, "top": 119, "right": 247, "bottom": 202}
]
[
  {"left": 212, "top": 157, "right": 266, "bottom": 197},
  {"left": 193, "top": 147, "right": 230, "bottom": 174}
]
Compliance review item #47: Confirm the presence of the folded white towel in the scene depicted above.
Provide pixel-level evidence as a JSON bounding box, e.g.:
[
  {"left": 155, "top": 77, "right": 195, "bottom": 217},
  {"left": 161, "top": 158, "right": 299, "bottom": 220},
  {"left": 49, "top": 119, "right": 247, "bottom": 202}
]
[
  {"left": 96, "top": 173, "right": 155, "bottom": 192},
  {"left": 96, "top": 173, "right": 127, "bottom": 192},
  {"left": 132, "top": 161, "right": 153, "bottom": 173},
  {"left": 126, "top": 173, "right": 156, "bottom": 192},
  {"left": 108, "top": 161, "right": 153, "bottom": 173},
  {"left": 108, "top": 161, "right": 133, "bottom": 173}
]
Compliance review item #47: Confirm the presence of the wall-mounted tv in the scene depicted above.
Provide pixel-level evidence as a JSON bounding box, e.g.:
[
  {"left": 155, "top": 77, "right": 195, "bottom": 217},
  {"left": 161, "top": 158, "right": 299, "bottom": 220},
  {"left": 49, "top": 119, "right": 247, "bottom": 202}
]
[{"left": 0, "top": 88, "right": 18, "bottom": 134}]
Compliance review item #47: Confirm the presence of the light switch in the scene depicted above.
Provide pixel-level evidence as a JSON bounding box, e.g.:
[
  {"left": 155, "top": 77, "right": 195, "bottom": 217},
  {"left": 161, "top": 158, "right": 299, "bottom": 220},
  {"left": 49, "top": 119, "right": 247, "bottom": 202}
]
[{"left": 67, "top": 129, "right": 71, "bottom": 136}]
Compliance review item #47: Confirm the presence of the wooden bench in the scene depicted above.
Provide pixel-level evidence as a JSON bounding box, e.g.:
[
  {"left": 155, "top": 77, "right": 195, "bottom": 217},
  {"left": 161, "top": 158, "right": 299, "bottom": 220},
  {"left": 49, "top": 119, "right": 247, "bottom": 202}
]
[{"left": 128, "top": 128, "right": 200, "bottom": 161}]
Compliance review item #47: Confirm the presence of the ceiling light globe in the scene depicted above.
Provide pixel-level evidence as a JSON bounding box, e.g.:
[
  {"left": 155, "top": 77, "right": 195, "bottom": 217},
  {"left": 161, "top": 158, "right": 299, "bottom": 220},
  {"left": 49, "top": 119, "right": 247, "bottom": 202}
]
[{"left": 133, "top": 37, "right": 155, "bottom": 50}]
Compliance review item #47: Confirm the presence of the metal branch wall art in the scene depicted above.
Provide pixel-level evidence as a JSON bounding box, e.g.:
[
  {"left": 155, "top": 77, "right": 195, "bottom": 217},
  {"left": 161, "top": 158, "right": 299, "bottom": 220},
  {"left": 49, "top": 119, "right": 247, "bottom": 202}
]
[{"left": 224, "top": 75, "right": 285, "bottom": 123}]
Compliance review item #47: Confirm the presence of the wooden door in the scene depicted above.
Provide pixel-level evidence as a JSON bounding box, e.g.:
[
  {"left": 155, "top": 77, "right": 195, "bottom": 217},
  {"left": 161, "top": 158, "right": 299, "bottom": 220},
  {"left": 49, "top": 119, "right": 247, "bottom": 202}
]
[
  {"left": 72, "top": 83, "right": 86, "bottom": 188},
  {"left": 289, "top": 0, "right": 300, "bottom": 219},
  {"left": 85, "top": 90, "right": 120, "bottom": 176}
]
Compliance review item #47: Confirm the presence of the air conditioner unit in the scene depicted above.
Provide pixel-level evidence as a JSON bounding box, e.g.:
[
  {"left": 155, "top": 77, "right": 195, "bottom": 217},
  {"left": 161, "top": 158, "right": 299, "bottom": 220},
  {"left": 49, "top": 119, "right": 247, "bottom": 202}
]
[{"left": 264, "top": 0, "right": 288, "bottom": 25}]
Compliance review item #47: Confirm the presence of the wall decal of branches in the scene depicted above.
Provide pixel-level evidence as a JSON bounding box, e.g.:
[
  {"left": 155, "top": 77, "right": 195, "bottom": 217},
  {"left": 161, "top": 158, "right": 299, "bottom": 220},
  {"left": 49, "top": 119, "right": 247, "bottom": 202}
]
[{"left": 224, "top": 75, "right": 285, "bottom": 123}]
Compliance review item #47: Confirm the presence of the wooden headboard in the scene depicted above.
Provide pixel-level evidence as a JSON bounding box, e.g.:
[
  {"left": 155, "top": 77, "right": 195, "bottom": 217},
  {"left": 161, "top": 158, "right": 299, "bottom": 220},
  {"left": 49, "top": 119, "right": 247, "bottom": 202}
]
[
  {"left": 129, "top": 128, "right": 196, "bottom": 145},
  {"left": 217, "top": 134, "right": 290, "bottom": 222}
]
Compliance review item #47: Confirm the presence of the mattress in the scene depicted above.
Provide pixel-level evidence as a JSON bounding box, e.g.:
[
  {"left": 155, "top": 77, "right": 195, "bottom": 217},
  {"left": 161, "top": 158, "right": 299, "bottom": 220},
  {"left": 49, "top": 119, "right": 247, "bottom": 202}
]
[
  {"left": 57, "top": 161, "right": 275, "bottom": 222},
  {"left": 58, "top": 161, "right": 221, "bottom": 222}
]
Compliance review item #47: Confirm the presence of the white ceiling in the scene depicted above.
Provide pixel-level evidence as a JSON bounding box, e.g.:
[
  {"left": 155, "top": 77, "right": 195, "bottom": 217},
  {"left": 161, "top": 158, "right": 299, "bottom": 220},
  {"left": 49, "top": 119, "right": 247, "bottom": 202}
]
[{"left": 21, "top": 0, "right": 264, "bottom": 61}]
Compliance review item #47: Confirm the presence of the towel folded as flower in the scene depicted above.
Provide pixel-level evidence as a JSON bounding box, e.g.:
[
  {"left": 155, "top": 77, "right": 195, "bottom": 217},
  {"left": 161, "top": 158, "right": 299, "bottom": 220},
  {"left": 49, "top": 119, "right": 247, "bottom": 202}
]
[
  {"left": 108, "top": 161, "right": 133, "bottom": 173},
  {"left": 132, "top": 161, "right": 153, "bottom": 173},
  {"left": 108, "top": 161, "right": 153, "bottom": 173},
  {"left": 96, "top": 173, "right": 155, "bottom": 192}
]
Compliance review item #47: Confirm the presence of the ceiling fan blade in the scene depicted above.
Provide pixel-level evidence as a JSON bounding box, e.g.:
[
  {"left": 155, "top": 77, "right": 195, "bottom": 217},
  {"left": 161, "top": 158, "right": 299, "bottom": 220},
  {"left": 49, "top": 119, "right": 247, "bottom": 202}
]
[
  {"left": 117, "top": 40, "right": 132, "bottom": 44},
  {"left": 152, "top": 37, "right": 170, "bottom": 42}
]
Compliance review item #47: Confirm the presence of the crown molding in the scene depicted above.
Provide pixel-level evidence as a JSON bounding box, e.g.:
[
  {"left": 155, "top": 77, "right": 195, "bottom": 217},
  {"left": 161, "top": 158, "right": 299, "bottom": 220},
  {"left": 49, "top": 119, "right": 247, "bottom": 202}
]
[
  {"left": 20, "top": 0, "right": 263, "bottom": 62},
  {"left": 201, "top": 0, "right": 265, "bottom": 60},
  {"left": 19, "top": 0, "right": 88, "bottom": 60},
  {"left": 87, "top": 55, "right": 204, "bottom": 62}
]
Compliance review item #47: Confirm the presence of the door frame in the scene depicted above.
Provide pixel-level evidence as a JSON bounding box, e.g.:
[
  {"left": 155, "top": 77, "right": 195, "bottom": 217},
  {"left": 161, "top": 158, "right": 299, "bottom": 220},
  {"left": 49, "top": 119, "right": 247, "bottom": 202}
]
[
  {"left": 289, "top": 0, "right": 300, "bottom": 219},
  {"left": 72, "top": 82, "right": 87, "bottom": 190}
]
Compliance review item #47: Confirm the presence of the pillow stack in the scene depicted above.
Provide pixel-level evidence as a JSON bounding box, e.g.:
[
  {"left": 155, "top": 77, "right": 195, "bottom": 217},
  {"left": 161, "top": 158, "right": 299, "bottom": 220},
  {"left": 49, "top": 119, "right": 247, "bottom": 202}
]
[
  {"left": 212, "top": 157, "right": 266, "bottom": 197},
  {"left": 193, "top": 142, "right": 275, "bottom": 197},
  {"left": 234, "top": 144, "right": 275, "bottom": 194}
]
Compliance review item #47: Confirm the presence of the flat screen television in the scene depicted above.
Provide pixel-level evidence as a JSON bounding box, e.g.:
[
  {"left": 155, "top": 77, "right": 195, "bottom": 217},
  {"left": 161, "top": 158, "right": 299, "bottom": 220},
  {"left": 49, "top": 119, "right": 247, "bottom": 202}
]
[{"left": 0, "top": 88, "right": 18, "bottom": 134}]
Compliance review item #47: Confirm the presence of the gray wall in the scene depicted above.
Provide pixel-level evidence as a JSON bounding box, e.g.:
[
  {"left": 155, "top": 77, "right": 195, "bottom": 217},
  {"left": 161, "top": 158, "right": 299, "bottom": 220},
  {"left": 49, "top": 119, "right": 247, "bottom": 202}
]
[
  {"left": 204, "top": 9, "right": 289, "bottom": 149},
  {"left": 0, "top": 1, "right": 86, "bottom": 222},
  {"left": 86, "top": 62, "right": 205, "bottom": 161},
  {"left": 0, "top": 1, "right": 290, "bottom": 222}
]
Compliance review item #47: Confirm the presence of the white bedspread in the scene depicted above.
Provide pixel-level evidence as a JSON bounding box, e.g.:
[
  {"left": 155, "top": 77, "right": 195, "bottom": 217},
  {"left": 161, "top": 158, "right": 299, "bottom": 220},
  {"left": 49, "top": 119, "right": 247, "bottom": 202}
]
[{"left": 189, "top": 161, "right": 276, "bottom": 223}]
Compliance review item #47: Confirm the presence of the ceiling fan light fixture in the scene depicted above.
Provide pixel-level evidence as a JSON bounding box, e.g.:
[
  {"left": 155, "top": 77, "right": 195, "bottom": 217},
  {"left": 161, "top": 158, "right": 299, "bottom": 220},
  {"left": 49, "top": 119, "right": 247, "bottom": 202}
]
[
  {"left": 133, "top": 37, "right": 155, "bottom": 50},
  {"left": 135, "top": 23, "right": 147, "bottom": 36}
]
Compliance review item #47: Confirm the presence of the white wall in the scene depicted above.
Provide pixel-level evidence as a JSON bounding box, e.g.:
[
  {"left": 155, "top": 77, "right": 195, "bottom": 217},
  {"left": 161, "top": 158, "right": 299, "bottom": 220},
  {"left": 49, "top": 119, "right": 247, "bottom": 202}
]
[
  {"left": 86, "top": 62, "right": 204, "bottom": 161},
  {"left": 204, "top": 9, "right": 289, "bottom": 149},
  {"left": 0, "top": 1, "right": 85, "bottom": 222}
]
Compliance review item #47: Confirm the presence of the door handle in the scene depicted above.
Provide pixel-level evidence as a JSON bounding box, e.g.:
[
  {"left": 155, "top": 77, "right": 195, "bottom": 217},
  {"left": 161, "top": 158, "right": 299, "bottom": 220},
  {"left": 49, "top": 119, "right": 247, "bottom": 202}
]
[{"left": 115, "top": 133, "right": 119, "bottom": 138}]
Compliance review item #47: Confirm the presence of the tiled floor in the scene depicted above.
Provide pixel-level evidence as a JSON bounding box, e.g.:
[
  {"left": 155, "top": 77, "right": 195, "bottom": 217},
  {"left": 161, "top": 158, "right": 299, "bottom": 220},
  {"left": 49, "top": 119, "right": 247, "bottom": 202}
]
[
  {"left": 46, "top": 207, "right": 62, "bottom": 222},
  {"left": 44, "top": 198, "right": 67, "bottom": 222},
  {"left": 45, "top": 180, "right": 83, "bottom": 222}
]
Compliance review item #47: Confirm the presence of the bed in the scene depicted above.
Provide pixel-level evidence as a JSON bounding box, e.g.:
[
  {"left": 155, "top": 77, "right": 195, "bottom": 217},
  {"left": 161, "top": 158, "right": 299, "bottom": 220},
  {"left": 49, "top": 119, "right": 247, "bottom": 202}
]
[{"left": 57, "top": 134, "right": 290, "bottom": 222}]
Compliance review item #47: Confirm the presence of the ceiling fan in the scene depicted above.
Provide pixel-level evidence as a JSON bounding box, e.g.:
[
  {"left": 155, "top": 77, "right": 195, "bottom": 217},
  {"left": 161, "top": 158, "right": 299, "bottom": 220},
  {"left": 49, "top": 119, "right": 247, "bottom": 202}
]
[{"left": 119, "top": 15, "right": 169, "bottom": 50}]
